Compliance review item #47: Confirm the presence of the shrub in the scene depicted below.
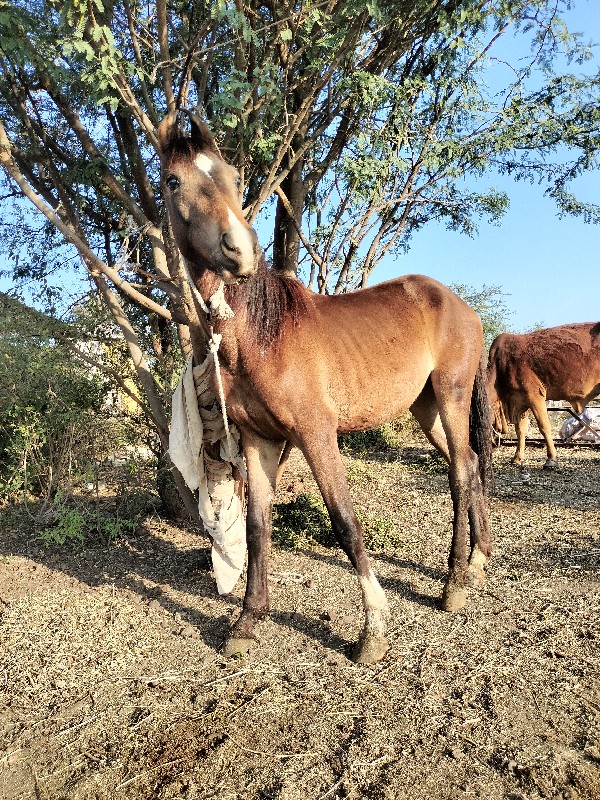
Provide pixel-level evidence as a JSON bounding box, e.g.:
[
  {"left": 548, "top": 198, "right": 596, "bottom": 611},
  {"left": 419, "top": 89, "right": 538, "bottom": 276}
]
[
  {"left": 36, "top": 489, "right": 148, "bottom": 547},
  {"left": 272, "top": 492, "right": 405, "bottom": 551},
  {"left": 339, "top": 413, "right": 421, "bottom": 455},
  {"left": 0, "top": 310, "right": 108, "bottom": 504},
  {"left": 273, "top": 493, "right": 335, "bottom": 549}
]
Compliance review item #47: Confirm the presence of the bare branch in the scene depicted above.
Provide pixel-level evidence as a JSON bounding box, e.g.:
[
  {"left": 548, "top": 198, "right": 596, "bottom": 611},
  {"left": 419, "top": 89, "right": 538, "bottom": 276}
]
[
  {"left": 0, "top": 121, "right": 172, "bottom": 321},
  {"left": 157, "top": 0, "right": 176, "bottom": 112}
]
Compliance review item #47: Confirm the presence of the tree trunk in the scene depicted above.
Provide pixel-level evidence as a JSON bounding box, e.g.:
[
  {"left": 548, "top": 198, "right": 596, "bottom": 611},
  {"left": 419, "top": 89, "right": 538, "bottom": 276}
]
[{"left": 272, "top": 137, "right": 308, "bottom": 275}]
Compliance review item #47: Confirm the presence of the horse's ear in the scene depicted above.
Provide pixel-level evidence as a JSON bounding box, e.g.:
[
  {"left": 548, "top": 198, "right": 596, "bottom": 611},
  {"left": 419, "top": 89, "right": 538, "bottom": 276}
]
[
  {"left": 156, "top": 111, "right": 179, "bottom": 155},
  {"left": 186, "top": 112, "right": 220, "bottom": 155}
]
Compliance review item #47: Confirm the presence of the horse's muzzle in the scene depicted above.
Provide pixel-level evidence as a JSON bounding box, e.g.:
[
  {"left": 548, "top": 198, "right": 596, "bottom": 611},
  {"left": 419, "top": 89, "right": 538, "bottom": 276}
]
[{"left": 219, "top": 217, "right": 260, "bottom": 278}]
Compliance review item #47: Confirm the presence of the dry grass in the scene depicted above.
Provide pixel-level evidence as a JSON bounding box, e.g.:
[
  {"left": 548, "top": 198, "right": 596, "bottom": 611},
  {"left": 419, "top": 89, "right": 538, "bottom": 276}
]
[{"left": 1, "top": 436, "right": 599, "bottom": 800}]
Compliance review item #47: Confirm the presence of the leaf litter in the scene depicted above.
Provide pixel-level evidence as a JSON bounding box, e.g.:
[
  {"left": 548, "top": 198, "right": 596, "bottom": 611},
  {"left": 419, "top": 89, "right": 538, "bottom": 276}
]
[{"left": 0, "top": 437, "right": 599, "bottom": 799}]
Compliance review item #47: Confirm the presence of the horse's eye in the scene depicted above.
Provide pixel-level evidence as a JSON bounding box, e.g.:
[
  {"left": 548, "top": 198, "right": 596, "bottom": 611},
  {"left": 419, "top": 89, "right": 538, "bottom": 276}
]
[
  {"left": 235, "top": 175, "right": 242, "bottom": 190},
  {"left": 165, "top": 175, "right": 180, "bottom": 191}
]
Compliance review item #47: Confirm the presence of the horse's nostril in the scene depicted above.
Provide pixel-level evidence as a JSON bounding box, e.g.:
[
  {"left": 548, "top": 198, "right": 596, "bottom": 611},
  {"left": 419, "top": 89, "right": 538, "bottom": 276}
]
[{"left": 221, "top": 230, "right": 238, "bottom": 254}]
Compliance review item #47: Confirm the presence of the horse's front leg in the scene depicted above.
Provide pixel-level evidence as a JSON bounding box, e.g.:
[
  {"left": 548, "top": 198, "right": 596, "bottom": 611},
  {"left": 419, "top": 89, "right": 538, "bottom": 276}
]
[
  {"left": 223, "top": 432, "right": 283, "bottom": 657},
  {"left": 300, "top": 429, "right": 389, "bottom": 665}
]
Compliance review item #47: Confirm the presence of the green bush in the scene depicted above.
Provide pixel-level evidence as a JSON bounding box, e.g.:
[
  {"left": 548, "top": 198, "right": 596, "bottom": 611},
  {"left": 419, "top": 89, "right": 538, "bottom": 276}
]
[
  {"left": 339, "top": 414, "right": 421, "bottom": 455},
  {"left": 272, "top": 492, "right": 405, "bottom": 551},
  {"left": 36, "top": 489, "right": 146, "bottom": 547},
  {"left": 357, "top": 510, "right": 401, "bottom": 551},
  {"left": 1, "top": 299, "right": 160, "bottom": 545},
  {"left": 273, "top": 493, "right": 335, "bottom": 549},
  {"left": 0, "top": 313, "right": 108, "bottom": 503}
]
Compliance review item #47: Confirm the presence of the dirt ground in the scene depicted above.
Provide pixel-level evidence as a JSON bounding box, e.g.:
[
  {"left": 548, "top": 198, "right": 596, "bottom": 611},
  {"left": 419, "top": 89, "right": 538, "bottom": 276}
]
[{"left": 1, "top": 436, "right": 599, "bottom": 800}]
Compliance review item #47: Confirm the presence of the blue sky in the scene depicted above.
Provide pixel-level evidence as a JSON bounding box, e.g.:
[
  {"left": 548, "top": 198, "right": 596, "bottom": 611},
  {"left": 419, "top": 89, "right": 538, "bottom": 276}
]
[
  {"left": 375, "top": 2, "right": 600, "bottom": 333},
  {"left": 379, "top": 168, "right": 599, "bottom": 332}
]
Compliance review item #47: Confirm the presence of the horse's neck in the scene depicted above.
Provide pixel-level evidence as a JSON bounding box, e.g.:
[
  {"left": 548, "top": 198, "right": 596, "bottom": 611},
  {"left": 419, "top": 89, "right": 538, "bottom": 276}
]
[{"left": 191, "top": 268, "right": 245, "bottom": 368}]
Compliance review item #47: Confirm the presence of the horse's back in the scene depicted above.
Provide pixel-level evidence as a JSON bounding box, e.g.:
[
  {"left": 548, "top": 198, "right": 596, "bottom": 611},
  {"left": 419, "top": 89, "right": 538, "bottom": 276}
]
[
  {"left": 283, "top": 275, "right": 483, "bottom": 431},
  {"left": 314, "top": 274, "right": 481, "bottom": 346}
]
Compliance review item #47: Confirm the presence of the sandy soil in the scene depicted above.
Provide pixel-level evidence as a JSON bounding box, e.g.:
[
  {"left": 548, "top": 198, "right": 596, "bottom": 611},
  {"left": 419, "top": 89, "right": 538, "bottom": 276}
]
[{"left": 1, "top": 438, "right": 599, "bottom": 800}]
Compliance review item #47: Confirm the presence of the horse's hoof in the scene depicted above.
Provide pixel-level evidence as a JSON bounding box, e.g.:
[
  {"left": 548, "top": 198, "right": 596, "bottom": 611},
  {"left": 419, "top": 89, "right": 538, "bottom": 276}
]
[
  {"left": 441, "top": 586, "right": 467, "bottom": 612},
  {"left": 543, "top": 459, "right": 557, "bottom": 470},
  {"left": 352, "top": 636, "right": 389, "bottom": 665},
  {"left": 222, "top": 637, "right": 255, "bottom": 657}
]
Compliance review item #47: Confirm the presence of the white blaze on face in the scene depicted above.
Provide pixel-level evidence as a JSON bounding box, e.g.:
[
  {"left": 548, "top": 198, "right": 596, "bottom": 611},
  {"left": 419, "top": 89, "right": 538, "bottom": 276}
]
[
  {"left": 226, "top": 207, "right": 255, "bottom": 274},
  {"left": 194, "top": 153, "right": 214, "bottom": 178},
  {"left": 194, "top": 152, "right": 254, "bottom": 274}
]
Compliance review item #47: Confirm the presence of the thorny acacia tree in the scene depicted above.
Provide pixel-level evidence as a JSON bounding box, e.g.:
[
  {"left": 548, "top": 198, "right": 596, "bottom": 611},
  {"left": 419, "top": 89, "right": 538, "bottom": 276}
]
[{"left": 0, "top": 0, "right": 599, "bottom": 507}]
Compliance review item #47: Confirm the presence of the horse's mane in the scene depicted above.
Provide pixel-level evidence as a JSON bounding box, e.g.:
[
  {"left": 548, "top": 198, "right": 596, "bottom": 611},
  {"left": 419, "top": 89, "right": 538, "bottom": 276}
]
[
  {"left": 226, "top": 262, "right": 311, "bottom": 351},
  {"left": 165, "top": 136, "right": 200, "bottom": 163}
]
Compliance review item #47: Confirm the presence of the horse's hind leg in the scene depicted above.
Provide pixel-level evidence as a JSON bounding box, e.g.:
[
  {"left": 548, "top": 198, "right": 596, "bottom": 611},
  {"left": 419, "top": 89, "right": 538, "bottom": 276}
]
[
  {"left": 223, "top": 432, "right": 283, "bottom": 657},
  {"left": 429, "top": 376, "right": 484, "bottom": 612},
  {"left": 410, "top": 381, "right": 451, "bottom": 462},
  {"left": 300, "top": 428, "right": 389, "bottom": 664},
  {"left": 411, "top": 384, "right": 490, "bottom": 591},
  {"left": 466, "top": 459, "right": 491, "bottom": 588}
]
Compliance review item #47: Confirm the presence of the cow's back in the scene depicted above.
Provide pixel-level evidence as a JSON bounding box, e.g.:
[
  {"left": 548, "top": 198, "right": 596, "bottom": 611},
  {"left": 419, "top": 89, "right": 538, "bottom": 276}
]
[{"left": 490, "top": 323, "right": 600, "bottom": 409}]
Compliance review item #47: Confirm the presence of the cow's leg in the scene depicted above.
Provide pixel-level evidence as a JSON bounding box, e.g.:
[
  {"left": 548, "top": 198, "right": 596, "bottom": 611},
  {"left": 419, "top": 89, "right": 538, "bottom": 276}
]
[
  {"left": 513, "top": 410, "right": 530, "bottom": 464},
  {"left": 223, "top": 432, "right": 283, "bottom": 657},
  {"left": 412, "top": 383, "right": 490, "bottom": 591},
  {"left": 299, "top": 425, "right": 389, "bottom": 665},
  {"left": 529, "top": 398, "right": 558, "bottom": 467}
]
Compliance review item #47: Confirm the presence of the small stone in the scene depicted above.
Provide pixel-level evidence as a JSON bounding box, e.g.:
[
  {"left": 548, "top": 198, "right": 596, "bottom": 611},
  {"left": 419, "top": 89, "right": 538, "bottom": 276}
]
[
  {"left": 319, "top": 609, "right": 338, "bottom": 622},
  {"left": 64, "top": 699, "right": 87, "bottom": 715}
]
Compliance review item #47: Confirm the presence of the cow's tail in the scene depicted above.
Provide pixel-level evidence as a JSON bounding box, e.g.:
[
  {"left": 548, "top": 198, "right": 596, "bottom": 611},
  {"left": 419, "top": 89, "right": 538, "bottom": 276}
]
[{"left": 469, "top": 352, "right": 495, "bottom": 496}]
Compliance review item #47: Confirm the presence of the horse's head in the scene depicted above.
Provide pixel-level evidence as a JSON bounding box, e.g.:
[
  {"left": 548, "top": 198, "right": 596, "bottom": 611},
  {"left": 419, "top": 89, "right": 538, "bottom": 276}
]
[{"left": 157, "top": 111, "right": 260, "bottom": 285}]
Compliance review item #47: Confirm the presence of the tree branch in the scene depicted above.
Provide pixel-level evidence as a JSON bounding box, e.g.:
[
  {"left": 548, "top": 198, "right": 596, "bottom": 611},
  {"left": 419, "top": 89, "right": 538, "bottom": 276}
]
[{"left": 0, "top": 121, "right": 172, "bottom": 321}]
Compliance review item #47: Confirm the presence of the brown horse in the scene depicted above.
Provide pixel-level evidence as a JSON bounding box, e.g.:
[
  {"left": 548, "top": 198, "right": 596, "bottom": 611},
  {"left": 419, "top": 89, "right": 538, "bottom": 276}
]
[{"left": 157, "top": 111, "right": 492, "bottom": 664}]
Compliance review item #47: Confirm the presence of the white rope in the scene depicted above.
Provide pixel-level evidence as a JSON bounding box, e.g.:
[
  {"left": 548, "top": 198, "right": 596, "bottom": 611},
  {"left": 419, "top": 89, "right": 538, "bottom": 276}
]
[
  {"left": 184, "top": 267, "right": 237, "bottom": 459},
  {"left": 179, "top": 261, "right": 238, "bottom": 463},
  {"left": 203, "top": 281, "right": 236, "bottom": 462},
  {"left": 207, "top": 329, "right": 235, "bottom": 462}
]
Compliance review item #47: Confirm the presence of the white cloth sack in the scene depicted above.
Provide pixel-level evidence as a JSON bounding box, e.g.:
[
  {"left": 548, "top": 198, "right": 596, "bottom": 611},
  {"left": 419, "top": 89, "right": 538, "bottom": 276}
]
[{"left": 169, "top": 349, "right": 247, "bottom": 594}]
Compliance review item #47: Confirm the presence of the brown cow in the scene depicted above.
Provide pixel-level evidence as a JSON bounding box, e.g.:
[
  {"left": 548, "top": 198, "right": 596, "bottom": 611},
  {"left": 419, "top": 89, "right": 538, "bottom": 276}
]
[{"left": 487, "top": 323, "right": 600, "bottom": 467}]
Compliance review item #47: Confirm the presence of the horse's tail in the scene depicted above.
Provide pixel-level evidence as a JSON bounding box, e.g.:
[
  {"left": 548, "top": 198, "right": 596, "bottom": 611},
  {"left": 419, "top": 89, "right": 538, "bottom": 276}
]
[{"left": 469, "top": 352, "right": 495, "bottom": 496}]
